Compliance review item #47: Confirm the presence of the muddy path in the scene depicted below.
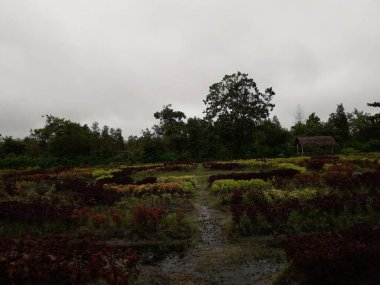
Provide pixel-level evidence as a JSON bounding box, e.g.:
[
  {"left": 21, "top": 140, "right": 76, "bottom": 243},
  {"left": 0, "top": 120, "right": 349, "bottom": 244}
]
[{"left": 137, "top": 182, "right": 285, "bottom": 285}]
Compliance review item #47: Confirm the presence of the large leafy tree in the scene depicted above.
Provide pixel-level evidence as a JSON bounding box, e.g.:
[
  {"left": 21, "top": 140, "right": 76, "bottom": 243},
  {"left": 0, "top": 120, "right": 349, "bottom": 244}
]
[
  {"left": 203, "top": 72, "right": 275, "bottom": 157},
  {"left": 204, "top": 72, "right": 275, "bottom": 125}
]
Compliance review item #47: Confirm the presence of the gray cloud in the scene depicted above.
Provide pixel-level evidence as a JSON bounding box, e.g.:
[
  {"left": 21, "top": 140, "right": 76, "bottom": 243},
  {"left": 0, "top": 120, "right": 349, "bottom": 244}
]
[{"left": 1, "top": 0, "right": 379, "bottom": 138}]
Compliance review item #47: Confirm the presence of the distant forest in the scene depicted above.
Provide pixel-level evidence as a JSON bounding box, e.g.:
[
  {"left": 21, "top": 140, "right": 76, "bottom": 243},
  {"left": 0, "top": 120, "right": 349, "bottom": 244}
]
[{"left": 1, "top": 72, "right": 379, "bottom": 168}]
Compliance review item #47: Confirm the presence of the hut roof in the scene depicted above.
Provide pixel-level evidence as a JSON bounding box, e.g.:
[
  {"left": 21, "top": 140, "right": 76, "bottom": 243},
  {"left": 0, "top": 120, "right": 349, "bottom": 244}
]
[{"left": 295, "top": 136, "right": 336, "bottom": 147}]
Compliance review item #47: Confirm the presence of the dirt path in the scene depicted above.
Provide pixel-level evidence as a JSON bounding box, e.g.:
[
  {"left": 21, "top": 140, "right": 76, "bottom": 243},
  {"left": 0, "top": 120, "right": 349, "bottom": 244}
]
[{"left": 137, "top": 184, "right": 284, "bottom": 285}]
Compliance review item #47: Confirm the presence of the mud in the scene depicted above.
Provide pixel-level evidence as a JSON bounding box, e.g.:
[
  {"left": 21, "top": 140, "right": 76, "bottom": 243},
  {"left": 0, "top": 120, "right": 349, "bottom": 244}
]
[{"left": 136, "top": 189, "right": 284, "bottom": 285}]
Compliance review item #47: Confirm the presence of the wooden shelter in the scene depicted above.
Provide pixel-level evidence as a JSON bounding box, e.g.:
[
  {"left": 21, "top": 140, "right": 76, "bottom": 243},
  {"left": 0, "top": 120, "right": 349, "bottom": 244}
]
[{"left": 295, "top": 136, "right": 336, "bottom": 155}]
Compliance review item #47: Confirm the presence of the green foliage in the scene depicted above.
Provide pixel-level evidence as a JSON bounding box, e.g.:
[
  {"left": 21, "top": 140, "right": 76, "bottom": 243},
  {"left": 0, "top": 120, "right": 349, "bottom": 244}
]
[
  {"left": 211, "top": 179, "right": 272, "bottom": 194},
  {"left": 92, "top": 168, "right": 120, "bottom": 180},
  {"left": 162, "top": 213, "right": 193, "bottom": 239},
  {"left": 275, "top": 162, "right": 306, "bottom": 173},
  {"left": 203, "top": 71, "right": 276, "bottom": 158},
  {"left": 0, "top": 137, "right": 25, "bottom": 157},
  {"left": 2, "top": 80, "right": 380, "bottom": 167},
  {"left": 157, "top": 175, "right": 197, "bottom": 187},
  {"left": 326, "top": 103, "right": 350, "bottom": 143}
]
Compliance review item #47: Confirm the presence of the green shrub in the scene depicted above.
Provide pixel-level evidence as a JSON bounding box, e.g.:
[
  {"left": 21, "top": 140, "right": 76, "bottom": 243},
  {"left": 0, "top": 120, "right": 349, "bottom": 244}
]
[
  {"left": 157, "top": 176, "right": 197, "bottom": 187},
  {"left": 211, "top": 179, "right": 272, "bottom": 194},
  {"left": 92, "top": 168, "right": 120, "bottom": 179},
  {"left": 275, "top": 162, "right": 306, "bottom": 173}
]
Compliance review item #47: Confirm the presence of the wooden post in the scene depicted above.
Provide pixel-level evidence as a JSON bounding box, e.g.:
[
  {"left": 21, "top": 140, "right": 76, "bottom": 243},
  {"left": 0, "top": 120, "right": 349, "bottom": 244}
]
[
  {"left": 301, "top": 146, "right": 304, "bottom": 156},
  {"left": 297, "top": 144, "right": 299, "bottom": 155}
]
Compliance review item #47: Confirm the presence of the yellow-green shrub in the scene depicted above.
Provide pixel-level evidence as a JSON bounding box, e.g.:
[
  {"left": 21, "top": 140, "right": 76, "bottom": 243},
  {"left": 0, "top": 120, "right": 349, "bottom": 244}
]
[
  {"left": 211, "top": 179, "right": 272, "bottom": 194},
  {"left": 262, "top": 188, "right": 318, "bottom": 203},
  {"left": 92, "top": 169, "right": 120, "bottom": 179},
  {"left": 157, "top": 175, "right": 197, "bottom": 187},
  {"left": 275, "top": 163, "right": 306, "bottom": 173},
  {"left": 104, "top": 182, "right": 182, "bottom": 196}
]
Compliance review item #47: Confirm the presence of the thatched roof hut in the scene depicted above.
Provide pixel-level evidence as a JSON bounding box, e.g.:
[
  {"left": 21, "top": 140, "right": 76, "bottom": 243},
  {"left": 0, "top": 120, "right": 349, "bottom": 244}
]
[{"left": 295, "top": 136, "right": 336, "bottom": 154}]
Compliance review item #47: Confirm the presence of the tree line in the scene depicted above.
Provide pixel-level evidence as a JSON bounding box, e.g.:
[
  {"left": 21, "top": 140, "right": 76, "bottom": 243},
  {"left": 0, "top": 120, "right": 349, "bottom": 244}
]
[{"left": 1, "top": 72, "right": 379, "bottom": 168}]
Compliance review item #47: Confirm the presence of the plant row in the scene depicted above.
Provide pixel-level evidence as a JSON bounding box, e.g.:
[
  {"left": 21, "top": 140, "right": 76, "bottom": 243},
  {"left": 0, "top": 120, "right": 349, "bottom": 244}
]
[
  {"left": 279, "top": 224, "right": 380, "bottom": 285},
  {"left": 55, "top": 180, "right": 123, "bottom": 205},
  {"left": 208, "top": 168, "right": 300, "bottom": 184},
  {"left": 0, "top": 235, "right": 138, "bottom": 285},
  {"left": 104, "top": 182, "right": 194, "bottom": 196},
  {"left": 211, "top": 179, "right": 272, "bottom": 194},
  {"left": 230, "top": 190, "right": 380, "bottom": 234},
  {"left": 203, "top": 161, "right": 243, "bottom": 170}
]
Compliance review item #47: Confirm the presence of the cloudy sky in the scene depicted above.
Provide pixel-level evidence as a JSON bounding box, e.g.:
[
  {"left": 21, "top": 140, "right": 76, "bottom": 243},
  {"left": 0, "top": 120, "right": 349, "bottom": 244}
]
[{"left": 1, "top": 0, "right": 379, "bottom": 138}]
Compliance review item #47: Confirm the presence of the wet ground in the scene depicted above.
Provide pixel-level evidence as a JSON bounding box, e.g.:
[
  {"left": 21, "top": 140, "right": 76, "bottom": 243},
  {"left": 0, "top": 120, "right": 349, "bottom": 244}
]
[{"left": 136, "top": 188, "right": 285, "bottom": 285}]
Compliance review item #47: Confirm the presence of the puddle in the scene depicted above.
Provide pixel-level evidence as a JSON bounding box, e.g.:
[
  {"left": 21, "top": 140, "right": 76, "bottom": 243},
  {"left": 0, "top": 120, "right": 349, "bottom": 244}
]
[{"left": 197, "top": 204, "right": 223, "bottom": 247}]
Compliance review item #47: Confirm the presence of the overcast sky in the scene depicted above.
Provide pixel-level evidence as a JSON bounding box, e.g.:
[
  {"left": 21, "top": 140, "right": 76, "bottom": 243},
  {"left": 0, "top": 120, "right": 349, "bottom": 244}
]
[{"left": 1, "top": 0, "right": 379, "bottom": 138}]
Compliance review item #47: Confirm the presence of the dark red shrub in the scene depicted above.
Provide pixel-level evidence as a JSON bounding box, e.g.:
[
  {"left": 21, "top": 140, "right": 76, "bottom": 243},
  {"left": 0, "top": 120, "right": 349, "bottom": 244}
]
[
  {"left": 356, "top": 170, "right": 380, "bottom": 190},
  {"left": 0, "top": 200, "right": 76, "bottom": 224},
  {"left": 132, "top": 206, "right": 164, "bottom": 226},
  {"left": 293, "top": 172, "right": 321, "bottom": 187},
  {"left": 110, "top": 209, "right": 124, "bottom": 226},
  {"left": 0, "top": 235, "right": 138, "bottom": 285},
  {"left": 281, "top": 225, "right": 380, "bottom": 285},
  {"left": 231, "top": 205, "right": 245, "bottom": 224},
  {"left": 306, "top": 159, "right": 328, "bottom": 170},
  {"left": 327, "top": 163, "right": 354, "bottom": 175},
  {"left": 231, "top": 189, "right": 243, "bottom": 204},
  {"left": 324, "top": 171, "right": 355, "bottom": 189}
]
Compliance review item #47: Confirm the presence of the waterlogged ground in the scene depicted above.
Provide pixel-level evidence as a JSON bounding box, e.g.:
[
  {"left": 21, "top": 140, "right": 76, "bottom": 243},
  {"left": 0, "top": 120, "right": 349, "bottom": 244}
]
[{"left": 136, "top": 187, "right": 286, "bottom": 285}]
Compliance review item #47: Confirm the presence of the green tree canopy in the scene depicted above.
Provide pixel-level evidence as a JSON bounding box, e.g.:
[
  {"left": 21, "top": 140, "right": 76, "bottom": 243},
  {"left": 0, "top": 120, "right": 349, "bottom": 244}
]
[{"left": 203, "top": 72, "right": 275, "bottom": 157}]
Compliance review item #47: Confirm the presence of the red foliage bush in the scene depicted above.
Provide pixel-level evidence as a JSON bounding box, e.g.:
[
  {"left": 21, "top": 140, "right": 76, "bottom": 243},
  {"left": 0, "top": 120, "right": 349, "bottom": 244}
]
[
  {"left": 324, "top": 173, "right": 354, "bottom": 189},
  {"left": 281, "top": 225, "right": 380, "bottom": 285},
  {"left": 356, "top": 170, "right": 380, "bottom": 190},
  {"left": 92, "top": 214, "right": 110, "bottom": 228},
  {"left": 231, "top": 189, "right": 243, "bottom": 204},
  {"left": 0, "top": 200, "right": 76, "bottom": 224},
  {"left": 305, "top": 159, "right": 329, "bottom": 170},
  {"left": 293, "top": 173, "right": 321, "bottom": 187},
  {"left": 0, "top": 235, "right": 138, "bottom": 285},
  {"left": 110, "top": 209, "right": 124, "bottom": 226},
  {"left": 327, "top": 164, "right": 354, "bottom": 175},
  {"left": 231, "top": 204, "right": 245, "bottom": 224},
  {"left": 132, "top": 206, "right": 164, "bottom": 226}
]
